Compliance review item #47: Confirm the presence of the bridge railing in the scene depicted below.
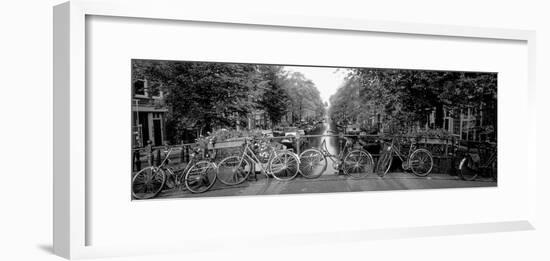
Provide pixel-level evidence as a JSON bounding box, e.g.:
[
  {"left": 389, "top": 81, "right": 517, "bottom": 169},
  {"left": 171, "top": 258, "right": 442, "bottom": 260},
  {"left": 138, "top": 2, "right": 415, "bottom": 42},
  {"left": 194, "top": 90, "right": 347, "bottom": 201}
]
[{"left": 131, "top": 133, "right": 466, "bottom": 174}]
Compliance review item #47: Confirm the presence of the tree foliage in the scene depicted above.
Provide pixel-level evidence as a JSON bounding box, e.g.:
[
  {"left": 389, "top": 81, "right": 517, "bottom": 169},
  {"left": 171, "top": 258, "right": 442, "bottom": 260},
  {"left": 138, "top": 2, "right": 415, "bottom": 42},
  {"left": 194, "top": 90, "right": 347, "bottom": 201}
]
[
  {"left": 329, "top": 68, "right": 497, "bottom": 134},
  {"left": 280, "top": 71, "right": 325, "bottom": 122},
  {"left": 132, "top": 60, "right": 326, "bottom": 143},
  {"left": 256, "top": 65, "right": 290, "bottom": 125}
]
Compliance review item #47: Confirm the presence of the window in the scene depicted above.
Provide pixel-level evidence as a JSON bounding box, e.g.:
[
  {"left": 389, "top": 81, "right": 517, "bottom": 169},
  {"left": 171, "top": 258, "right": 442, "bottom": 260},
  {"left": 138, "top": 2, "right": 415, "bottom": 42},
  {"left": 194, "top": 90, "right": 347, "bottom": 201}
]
[
  {"left": 133, "top": 80, "right": 146, "bottom": 96},
  {"left": 133, "top": 79, "right": 163, "bottom": 98}
]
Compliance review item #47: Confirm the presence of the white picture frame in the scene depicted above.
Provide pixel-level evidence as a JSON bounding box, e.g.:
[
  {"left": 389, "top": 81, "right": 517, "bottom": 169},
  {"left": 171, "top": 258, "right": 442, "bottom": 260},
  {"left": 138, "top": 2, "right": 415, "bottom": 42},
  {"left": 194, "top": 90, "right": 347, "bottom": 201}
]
[{"left": 53, "top": 0, "right": 537, "bottom": 259}]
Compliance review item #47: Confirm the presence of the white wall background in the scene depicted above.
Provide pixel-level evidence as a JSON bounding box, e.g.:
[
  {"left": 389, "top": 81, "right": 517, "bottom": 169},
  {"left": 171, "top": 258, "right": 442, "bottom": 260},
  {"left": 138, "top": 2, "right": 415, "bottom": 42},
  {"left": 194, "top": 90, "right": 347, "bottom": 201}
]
[{"left": 0, "top": 0, "right": 548, "bottom": 260}]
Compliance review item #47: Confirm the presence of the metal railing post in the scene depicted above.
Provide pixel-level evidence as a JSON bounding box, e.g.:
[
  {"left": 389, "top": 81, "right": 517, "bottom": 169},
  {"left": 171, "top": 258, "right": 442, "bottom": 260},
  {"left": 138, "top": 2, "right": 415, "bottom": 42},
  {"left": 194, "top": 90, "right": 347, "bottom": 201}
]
[
  {"left": 155, "top": 149, "right": 161, "bottom": 166},
  {"left": 180, "top": 143, "right": 185, "bottom": 164},
  {"left": 296, "top": 135, "right": 301, "bottom": 155},
  {"left": 133, "top": 149, "right": 141, "bottom": 171}
]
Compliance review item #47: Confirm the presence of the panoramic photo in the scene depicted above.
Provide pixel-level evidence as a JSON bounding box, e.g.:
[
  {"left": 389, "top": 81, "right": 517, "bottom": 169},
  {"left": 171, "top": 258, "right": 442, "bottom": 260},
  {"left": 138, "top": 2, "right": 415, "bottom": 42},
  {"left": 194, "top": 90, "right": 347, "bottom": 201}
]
[{"left": 130, "top": 59, "right": 497, "bottom": 200}]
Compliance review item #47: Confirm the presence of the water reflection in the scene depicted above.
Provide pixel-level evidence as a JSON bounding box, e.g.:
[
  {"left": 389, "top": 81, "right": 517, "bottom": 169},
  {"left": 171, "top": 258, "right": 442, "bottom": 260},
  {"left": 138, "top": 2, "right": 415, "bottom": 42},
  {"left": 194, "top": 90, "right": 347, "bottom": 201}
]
[{"left": 301, "top": 120, "right": 341, "bottom": 175}]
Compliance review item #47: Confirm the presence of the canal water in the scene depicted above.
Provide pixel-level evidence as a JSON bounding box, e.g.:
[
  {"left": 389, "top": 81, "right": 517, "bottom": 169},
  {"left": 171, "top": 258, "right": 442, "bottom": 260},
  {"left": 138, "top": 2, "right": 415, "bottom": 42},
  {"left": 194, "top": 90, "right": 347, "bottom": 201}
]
[{"left": 303, "top": 119, "right": 342, "bottom": 175}]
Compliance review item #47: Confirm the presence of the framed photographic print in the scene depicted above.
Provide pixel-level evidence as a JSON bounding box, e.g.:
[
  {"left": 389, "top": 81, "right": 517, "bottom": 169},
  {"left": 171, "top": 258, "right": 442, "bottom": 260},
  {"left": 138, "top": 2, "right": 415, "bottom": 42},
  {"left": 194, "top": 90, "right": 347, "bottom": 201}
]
[
  {"left": 129, "top": 59, "right": 499, "bottom": 200},
  {"left": 54, "top": 0, "right": 537, "bottom": 259}
]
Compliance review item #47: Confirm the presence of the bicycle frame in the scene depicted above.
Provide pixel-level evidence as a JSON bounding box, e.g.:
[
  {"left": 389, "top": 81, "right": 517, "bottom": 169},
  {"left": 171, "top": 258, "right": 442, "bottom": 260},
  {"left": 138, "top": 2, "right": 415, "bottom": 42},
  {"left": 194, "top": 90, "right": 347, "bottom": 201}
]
[
  {"left": 132, "top": 143, "right": 218, "bottom": 198},
  {"left": 299, "top": 134, "right": 374, "bottom": 179},
  {"left": 317, "top": 136, "right": 363, "bottom": 172},
  {"left": 319, "top": 139, "right": 345, "bottom": 163},
  {"left": 382, "top": 138, "right": 415, "bottom": 162},
  {"left": 237, "top": 140, "right": 275, "bottom": 175},
  {"left": 468, "top": 143, "right": 497, "bottom": 170},
  {"left": 482, "top": 150, "right": 497, "bottom": 168},
  {"left": 377, "top": 136, "right": 434, "bottom": 177},
  {"left": 157, "top": 148, "right": 173, "bottom": 169},
  {"left": 458, "top": 142, "right": 497, "bottom": 181},
  {"left": 163, "top": 147, "right": 208, "bottom": 185}
]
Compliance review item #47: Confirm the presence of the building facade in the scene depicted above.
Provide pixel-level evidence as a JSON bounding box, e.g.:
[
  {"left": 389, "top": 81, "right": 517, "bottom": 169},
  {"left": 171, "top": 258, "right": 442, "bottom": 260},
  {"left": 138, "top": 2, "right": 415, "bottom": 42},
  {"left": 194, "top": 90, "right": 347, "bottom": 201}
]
[
  {"left": 424, "top": 105, "right": 496, "bottom": 141},
  {"left": 132, "top": 79, "right": 168, "bottom": 148}
]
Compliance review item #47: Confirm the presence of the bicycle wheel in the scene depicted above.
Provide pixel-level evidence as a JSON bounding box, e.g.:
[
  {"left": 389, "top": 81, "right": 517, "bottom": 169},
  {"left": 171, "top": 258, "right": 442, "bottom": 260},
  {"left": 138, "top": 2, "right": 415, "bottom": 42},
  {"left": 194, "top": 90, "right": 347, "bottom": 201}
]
[
  {"left": 184, "top": 161, "right": 217, "bottom": 193},
  {"left": 217, "top": 156, "right": 251, "bottom": 185},
  {"left": 299, "top": 149, "right": 327, "bottom": 179},
  {"left": 269, "top": 151, "right": 300, "bottom": 181},
  {"left": 409, "top": 149, "right": 433, "bottom": 177},
  {"left": 375, "top": 151, "right": 393, "bottom": 177},
  {"left": 132, "top": 167, "right": 166, "bottom": 199},
  {"left": 343, "top": 150, "right": 374, "bottom": 179},
  {"left": 458, "top": 156, "right": 479, "bottom": 181}
]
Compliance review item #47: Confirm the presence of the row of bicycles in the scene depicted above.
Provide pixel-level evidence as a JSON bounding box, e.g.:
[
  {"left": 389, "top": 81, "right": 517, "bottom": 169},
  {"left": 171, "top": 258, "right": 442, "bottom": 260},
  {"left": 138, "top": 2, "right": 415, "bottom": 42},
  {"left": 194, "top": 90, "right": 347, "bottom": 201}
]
[
  {"left": 132, "top": 136, "right": 297, "bottom": 199},
  {"left": 132, "top": 133, "right": 496, "bottom": 200},
  {"left": 131, "top": 133, "right": 437, "bottom": 199}
]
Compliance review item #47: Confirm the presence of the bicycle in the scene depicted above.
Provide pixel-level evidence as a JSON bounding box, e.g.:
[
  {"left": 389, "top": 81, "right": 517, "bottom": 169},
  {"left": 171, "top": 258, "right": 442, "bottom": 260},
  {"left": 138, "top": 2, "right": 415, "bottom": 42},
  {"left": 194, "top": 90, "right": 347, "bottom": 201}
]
[
  {"left": 298, "top": 132, "right": 374, "bottom": 179},
  {"left": 458, "top": 141, "right": 497, "bottom": 181},
  {"left": 131, "top": 145, "right": 217, "bottom": 199},
  {"left": 216, "top": 136, "right": 300, "bottom": 183},
  {"left": 375, "top": 136, "right": 434, "bottom": 177}
]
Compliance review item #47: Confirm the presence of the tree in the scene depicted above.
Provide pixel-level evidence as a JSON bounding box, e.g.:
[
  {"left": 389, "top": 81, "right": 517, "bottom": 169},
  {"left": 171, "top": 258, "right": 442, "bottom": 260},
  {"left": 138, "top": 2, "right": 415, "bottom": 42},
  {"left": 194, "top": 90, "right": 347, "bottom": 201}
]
[
  {"left": 280, "top": 71, "right": 325, "bottom": 123},
  {"left": 334, "top": 67, "right": 497, "bottom": 135},
  {"left": 256, "top": 65, "right": 289, "bottom": 126},
  {"left": 133, "top": 60, "right": 329, "bottom": 142},
  {"left": 132, "top": 60, "right": 260, "bottom": 141}
]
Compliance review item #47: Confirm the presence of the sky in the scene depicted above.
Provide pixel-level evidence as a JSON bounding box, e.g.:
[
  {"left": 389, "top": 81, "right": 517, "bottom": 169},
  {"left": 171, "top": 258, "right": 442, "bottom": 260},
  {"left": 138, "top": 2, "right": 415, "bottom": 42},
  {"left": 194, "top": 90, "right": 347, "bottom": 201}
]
[{"left": 283, "top": 66, "right": 349, "bottom": 105}]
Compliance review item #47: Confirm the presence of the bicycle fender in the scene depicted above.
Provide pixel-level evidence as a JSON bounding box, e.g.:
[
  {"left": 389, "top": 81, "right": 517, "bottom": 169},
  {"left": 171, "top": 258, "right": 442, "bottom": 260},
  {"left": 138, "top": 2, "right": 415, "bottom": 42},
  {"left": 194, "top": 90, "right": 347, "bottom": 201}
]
[{"left": 458, "top": 157, "right": 467, "bottom": 170}]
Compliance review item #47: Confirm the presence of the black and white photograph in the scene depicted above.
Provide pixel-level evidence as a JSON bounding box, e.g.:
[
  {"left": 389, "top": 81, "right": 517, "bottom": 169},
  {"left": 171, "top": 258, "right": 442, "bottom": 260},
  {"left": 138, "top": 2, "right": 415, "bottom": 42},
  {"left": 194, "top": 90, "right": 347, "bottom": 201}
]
[
  {"left": 3, "top": 0, "right": 548, "bottom": 260},
  {"left": 130, "top": 59, "right": 497, "bottom": 200}
]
